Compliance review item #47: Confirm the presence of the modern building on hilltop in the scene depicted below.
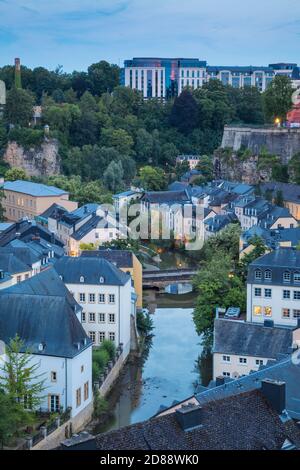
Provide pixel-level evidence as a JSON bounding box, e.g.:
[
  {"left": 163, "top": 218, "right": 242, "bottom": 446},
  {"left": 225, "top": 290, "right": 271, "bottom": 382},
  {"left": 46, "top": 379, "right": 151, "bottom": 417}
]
[
  {"left": 0, "top": 268, "right": 93, "bottom": 424},
  {"left": 54, "top": 256, "right": 136, "bottom": 359},
  {"left": 247, "top": 248, "right": 300, "bottom": 327},
  {"left": 122, "top": 59, "right": 300, "bottom": 98},
  {"left": 2, "top": 180, "right": 78, "bottom": 222}
]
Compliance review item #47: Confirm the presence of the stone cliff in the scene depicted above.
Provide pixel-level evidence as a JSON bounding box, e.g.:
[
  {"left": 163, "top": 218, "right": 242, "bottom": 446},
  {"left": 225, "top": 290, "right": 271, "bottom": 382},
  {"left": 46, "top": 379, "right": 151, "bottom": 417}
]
[
  {"left": 214, "top": 126, "right": 300, "bottom": 184},
  {"left": 3, "top": 138, "right": 61, "bottom": 177}
]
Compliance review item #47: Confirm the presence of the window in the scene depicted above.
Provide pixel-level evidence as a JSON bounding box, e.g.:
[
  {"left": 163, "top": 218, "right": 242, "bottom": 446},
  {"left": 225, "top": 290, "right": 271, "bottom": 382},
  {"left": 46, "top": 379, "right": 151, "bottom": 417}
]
[
  {"left": 239, "top": 357, "right": 247, "bottom": 364},
  {"left": 109, "top": 332, "right": 116, "bottom": 342},
  {"left": 254, "top": 288, "right": 262, "bottom": 297},
  {"left": 81, "top": 311, "right": 86, "bottom": 323},
  {"left": 293, "top": 291, "right": 300, "bottom": 300},
  {"left": 89, "top": 331, "right": 96, "bottom": 344},
  {"left": 98, "top": 313, "right": 105, "bottom": 323},
  {"left": 283, "top": 290, "right": 290, "bottom": 299},
  {"left": 76, "top": 388, "right": 81, "bottom": 408},
  {"left": 108, "top": 313, "right": 115, "bottom": 324},
  {"left": 99, "top": 332, "right": 105, "bottom": 343},
  {"left": 282, "top": 308, "right": 290, "bottom": 318},
  {"left": 222, "top": 355, "right": 231, "bottom": 363},
  {"left": 283, "top": 271, "right": 291, "bottom": 283},
  {"left": 293, "top": 310, "right": 300, "bottom": 318},
  {"left": 25, "top": 274, "right": 29, "bottom": 280},
  {"left": 264, "top": 289, "right": 272, "bottom": 298},
  {"left": 264, "top": 270, "right": 272, "bottom": 281},
  {"left": 80, "top": 276, "right": 85, "bottom": 283},
  {"left": 264, "top": 307, "right": 272, "bottom": 317},
  {"left": 89, "top": 293, "right": 96, "bottom": 303},
  {"left": 255, "top": 269, "right": 262, "bottom": 280},
  {"left": 16, "top": 275, "right": 22, "bottom": 283},
  {"left": 99, "top": 294, "right": 105, "bottom": 303},
  {"left": 79, "top": 293, "right": 86, "bottom": 303},
  {"left": 49, "top": 394, "right": 60, "bottom": 413},
  {"left": 81, "top": 365, "right": 84, "bottom": 373},
  {"left": 253, "top": 306, "right": 262, "bottom": 316},
  {"left": 99, "top": 276, "right": 105, "bottom": 284},
  {"left": 51, "top": 371, "right": 57, "bottom": 382},
  {"left": 89, "top": 312, "right": 96, "bottom": 323},
  {"left": 109, "top": 294, "right": 115, "bottom": 304},
  {"left": 84, "top": 382, "right": 89, "bottom": 401},
  {"left": 294, "top": 272, "right": 300, "bottom": 284},
  {"left": 256, "top": 359, "right": 264, "bottom": 366},
  {"left": 223, "top": 372, "right": 230, "bottom": 377}
]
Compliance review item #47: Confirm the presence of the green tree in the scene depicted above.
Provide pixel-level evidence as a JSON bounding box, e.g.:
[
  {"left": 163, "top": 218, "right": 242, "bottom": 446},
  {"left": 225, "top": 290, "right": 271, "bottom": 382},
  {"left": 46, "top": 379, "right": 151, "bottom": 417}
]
[
  {"left": 263, "top": 75, "right": 294, "bottom": 123},
  {"left": 196, "top": 155, "right": 213, "bottom": 182},
  {"left": 0, "top": 390, "right": 31, "bottom": 448},
  {"left": 137, "top": 166, "right": 166, "bottom": 191},
  {"left": 0, "top": 335, "right": 46, "bottom": 409},
  {"left": 238, "top": 236, "right": 267, "bottom": 282},
  {"left": 236, "top": 86, "right": 264, "bottom": 124},
  {"left": 289, "top": 152, "right": 300, "bottom": 184},
  {"left": 100, "top": 128, "right": 134, "bottom": 155},
  {"left": 5, "top": 167, "right": 27, "bottom": 181},
  {"left": 87, "top": 61, "right": 120, "bottom": 96},
  {"left": 170, "top": 90, "right": 199, "bottom": 135},
  {"left": 5, "top": 88, "right": 34, "bottom": 126},
  {"left": 274, "top": 189, "right": 284, "bottom": 207},
  {"left": 103, "top": 160, "right": 124, "bottom": 192}
]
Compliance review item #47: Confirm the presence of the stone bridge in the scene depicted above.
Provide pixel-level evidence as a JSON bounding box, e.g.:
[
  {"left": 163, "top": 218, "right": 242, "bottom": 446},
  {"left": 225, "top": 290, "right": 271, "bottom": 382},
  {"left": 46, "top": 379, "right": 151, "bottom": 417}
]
[{"left": 143, "top": 268, "right": 198, "bottom": 291}]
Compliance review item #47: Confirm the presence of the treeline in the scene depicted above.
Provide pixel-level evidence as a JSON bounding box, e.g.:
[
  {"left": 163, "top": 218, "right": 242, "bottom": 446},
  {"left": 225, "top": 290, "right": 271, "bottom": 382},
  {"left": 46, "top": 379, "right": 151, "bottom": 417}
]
[{"left": 0, "top": 60, "right": 295, "bottom": 196}]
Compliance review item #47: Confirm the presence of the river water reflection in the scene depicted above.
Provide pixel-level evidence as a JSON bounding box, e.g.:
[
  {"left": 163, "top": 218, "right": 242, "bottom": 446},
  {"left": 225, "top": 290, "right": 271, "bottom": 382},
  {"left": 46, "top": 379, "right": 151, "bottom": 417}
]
[{"left": 93, "top": 303, "right": 212, "bottom": 435}]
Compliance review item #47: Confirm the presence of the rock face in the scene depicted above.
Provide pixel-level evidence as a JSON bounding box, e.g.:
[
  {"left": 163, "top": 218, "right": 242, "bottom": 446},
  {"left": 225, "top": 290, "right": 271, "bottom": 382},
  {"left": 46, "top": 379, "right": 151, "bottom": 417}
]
[
  {"left": 214, "top": 154, "right": 272, "bottom": 184},
  {"left": 221, "top": 126, "right": 300, "bottom": 164},
  {"left": 3, "top": 139, "right": 61, "bottom": 177}
]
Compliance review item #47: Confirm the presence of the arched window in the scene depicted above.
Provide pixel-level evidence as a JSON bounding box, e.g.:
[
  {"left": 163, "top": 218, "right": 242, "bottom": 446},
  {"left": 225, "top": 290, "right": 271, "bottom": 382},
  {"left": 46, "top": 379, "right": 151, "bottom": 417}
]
[
  {"left": 80, "top": 276, "right": 85, "bottom": 283},
  {"left": 294, "top": 272, "right": 300, "bottom": 284},
  {"left": 283, "top": 271, "right": 291, "bottom": 283},
  {"left": 99, "top": 276, "right": 105, "bottom": 284}
]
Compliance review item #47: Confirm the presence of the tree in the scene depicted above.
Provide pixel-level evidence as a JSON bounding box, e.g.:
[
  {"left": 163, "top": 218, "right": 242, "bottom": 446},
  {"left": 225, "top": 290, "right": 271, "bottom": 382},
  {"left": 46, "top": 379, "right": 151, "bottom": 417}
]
[
  {"left": 0, "top": 335, "right": 46, "bottom": 409},
  {"left": 100, "top": 128, "right": 134, "bottom": 155},
  {"left": 0, "top": 390, "right": 31, "bottom": 448},
  {"left": 238, "top": 236, "right": 267, "bottom": 282},
  {"left": 103, "top": 160, "right": 124, "bottom": 192},
  {"left": 289, "top": 152, "right": 300, "bottom": 184},
  {"left": 236, "top": 86, "right": 264, "bottom": 124},
  {"left": 5, "top": 88, "right": 34, "bottom": 126},
  {"left": 170, "top": 90, "right": 199, "bottom": 135},
  {"left": 196, "top": 155, "right": 213, "bottom": 182},
  {"left": 137, "top": 166, "right": 166, "bottom": 191},
  {"left": 263, "top": 75, "right": 294, "bottom": 123},
  {"left": 5, "top": 167, "right": 27, "bottom": 182},
  {"left": 274, "top": 189, "right": 284, "bottom": 207},
  {"left": 87, "top": 61, "right": 120, "bottom": 96}
]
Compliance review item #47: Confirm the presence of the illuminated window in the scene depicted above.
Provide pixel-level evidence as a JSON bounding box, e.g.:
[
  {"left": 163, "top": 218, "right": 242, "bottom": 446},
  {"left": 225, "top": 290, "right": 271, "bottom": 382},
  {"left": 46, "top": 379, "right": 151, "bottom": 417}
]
[
  {"left": 282, "top": 308, "right": 290, "bottom": 318},
  {"left": 254, "top": 306, "right": 262, "bottom": 316},
  {"left": 264, "top": 307, "right": 272, "bottom": 317}
]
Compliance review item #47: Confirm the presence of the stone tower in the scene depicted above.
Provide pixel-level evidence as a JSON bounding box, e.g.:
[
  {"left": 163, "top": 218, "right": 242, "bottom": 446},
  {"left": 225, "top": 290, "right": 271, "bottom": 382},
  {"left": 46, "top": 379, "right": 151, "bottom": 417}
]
[{"left": 14, "top": 57, "right": 22, "bottom": 89}]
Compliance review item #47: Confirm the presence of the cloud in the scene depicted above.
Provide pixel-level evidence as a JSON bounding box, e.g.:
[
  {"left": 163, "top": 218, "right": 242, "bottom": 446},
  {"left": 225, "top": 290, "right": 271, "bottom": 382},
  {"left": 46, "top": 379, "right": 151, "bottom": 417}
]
[{"left": 0, "top": 0, "right": 299, "bottom": 71}]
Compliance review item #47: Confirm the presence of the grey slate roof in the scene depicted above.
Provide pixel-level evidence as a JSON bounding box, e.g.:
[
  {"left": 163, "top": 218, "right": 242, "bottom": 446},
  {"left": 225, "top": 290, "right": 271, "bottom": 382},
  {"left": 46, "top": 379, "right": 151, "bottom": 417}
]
[
  {"left": 0, "top": 244, "right": 40, "bottom": 267},
  {"left": 54, "top": 256, "right": 130, "bottom": 286},
  {"left": 213, "top": 319, "right": 293, "bottom": 359},
  {"left": 0, "top": 268, "right": 90, "bottom": 358},
  {"left": 0, "top": 220, "right": 64, "bottom": 248},
  {"left": 3, "top": 180, "right": 68, "bottom": 197},
  {"left": 196, "top": 356, "right": 300, "bottom": 420},
  {"left": 247, "top": 248, "right": 300, "bottom": 285},
  {"left": 0, "top": 252, "right": 30, "bottom": 274},
  {"left": 39, "top": 203, "right": 68, "bottom": 220},
  {"left": 70, "top": 215, "right": 116, "bottom": 241},
  {"left": 141, "top": 190, "right": 191, "bottom": 205},
  {"left": 93, "top": 388, "right": 300, "bottom": 450},
  {"left": 81, "top": 249, "right": 134, "bottom": 268},
  {"left": 260, "top": 182, "right": 300, "bottom": 204}
]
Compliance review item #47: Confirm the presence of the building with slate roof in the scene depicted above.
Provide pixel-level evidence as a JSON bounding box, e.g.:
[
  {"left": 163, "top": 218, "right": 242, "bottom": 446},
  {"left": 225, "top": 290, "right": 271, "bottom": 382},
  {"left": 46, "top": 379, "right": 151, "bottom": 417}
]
[
  {"left": 54, "top": 257, "right": 136, "bottom": 358},
  {"left": 212, "top": 318, "right": 298, "bottom": 380},
  {"left": 0, "top": 219, "right": 64, "bottom": 249},
  {"left": 247, "top": 248, "right": 300, "bottom": 327},
  {"left": 0, "top": 268, "right": 93, "bottom": 421},
  {"left": 260, "top": 182, "right": 300, "bottom": 221},
  {"left": 70, "top": 376, "right": 300, "bottom": 450},
  {"left": 240, "top": 225, "right": 300, "bottom": 258},
  {"left": 81, "top": 248, "right": 143, "bottom": 309},
  {"left": 2, "top": 180, "right": 78, "bottom": 222}
]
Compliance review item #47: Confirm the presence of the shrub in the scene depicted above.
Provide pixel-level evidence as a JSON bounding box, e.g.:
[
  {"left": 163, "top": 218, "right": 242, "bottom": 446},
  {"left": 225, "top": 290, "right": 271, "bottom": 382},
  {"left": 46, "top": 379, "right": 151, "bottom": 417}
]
[
  {"left": 92, "top": 362, "right": 100, "bottom": 381},
  {"left": 93, "top": 389, "right": 108, "bottom": 419},
  {"left": 8, "top": 128, "right": 44, "bottom": 149},
  {"left": 101, "top": 340, "right": 116, "bottom": 360},
  {"left": 92, "top": 349, "right": 109, "bottom": 374}
]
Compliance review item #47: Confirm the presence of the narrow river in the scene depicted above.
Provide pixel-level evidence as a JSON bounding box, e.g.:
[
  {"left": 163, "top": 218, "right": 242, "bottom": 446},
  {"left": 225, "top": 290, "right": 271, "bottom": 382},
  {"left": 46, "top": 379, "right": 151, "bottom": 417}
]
[{"left": 93, "top": 300, "right": 212, "bottom": 434}]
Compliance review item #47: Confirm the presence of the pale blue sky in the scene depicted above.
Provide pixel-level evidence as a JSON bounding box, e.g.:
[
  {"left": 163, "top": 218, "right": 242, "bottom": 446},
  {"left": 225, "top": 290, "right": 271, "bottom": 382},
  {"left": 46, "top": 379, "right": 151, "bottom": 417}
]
[{"left": 1, "top": 0, "right": 299, "bottom": 71}]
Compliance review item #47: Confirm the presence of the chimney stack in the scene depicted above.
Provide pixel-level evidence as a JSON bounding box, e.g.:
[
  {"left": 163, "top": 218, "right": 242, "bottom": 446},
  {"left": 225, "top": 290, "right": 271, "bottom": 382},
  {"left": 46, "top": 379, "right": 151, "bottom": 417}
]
[
  {"left": 261, "top": 379, "right": 286, "bottom": 414},
  {"left": 175, "top": 404, "right": 203, "bottom": 431}
]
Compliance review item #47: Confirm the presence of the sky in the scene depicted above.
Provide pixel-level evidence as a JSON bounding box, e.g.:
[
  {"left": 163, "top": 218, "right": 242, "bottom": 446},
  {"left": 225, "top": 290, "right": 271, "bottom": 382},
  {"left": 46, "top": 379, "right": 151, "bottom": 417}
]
[{"left": 0, "top": 0, "right": 300, "bottom": 72}]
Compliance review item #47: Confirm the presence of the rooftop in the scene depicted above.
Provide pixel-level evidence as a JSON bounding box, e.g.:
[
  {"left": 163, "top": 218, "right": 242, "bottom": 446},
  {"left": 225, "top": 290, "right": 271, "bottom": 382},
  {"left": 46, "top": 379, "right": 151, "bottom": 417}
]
[
  {"left": 54, "top": 256, "right": 130, "bottom": 286},
  {"left": 81, "top": 249, "right": 134, "bottom": 268},
  {"left": 141, "top": 190, "right": 191, "bottom": 205},
  {"left": 213, "top": 318, "right": 294, "bottom": 359},
  {"left": 3, "top": 180, "right": 68, "bottom": 197},
  {"left": 0, "top": 268, "right": 90, "bottom": 358}
]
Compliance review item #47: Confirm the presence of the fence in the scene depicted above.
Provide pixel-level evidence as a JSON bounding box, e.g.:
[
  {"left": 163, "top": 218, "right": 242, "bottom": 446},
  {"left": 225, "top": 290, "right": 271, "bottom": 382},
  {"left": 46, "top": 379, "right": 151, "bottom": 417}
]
[{"left": 21, "top": 407, "right": 72, "bottom": 450}]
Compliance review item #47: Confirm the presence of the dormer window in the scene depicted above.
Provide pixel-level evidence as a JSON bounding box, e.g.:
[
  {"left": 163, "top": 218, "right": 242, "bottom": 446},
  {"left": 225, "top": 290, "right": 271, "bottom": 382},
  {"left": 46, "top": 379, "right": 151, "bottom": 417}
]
[
  {"left": 255, "top": 269, "right": 262, "bottom": 280},
  {"left": 99, "top": 276, "right": 105, "bottom": 284},
  {"left": 294, "top": 272, "right": 300, "bottom": 284},
  {"left": 264, "top": 270, "right": 272, "bottom": 281},
  {"left": 283, "top": 271, "right": 291, "bottom": 283},
  {"left": 80, "top": 276, "right": 85, "bottom": 283}
]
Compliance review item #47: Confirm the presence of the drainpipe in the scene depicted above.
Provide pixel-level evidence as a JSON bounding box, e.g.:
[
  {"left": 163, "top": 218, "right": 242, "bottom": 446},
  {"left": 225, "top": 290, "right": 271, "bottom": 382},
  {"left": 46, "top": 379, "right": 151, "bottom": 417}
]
[
  {"left": 118, "top": 286, "right": 121, "bottom": 347},
  {"left": 65, "top": 358, "right": 68, "bottom": 412}
]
